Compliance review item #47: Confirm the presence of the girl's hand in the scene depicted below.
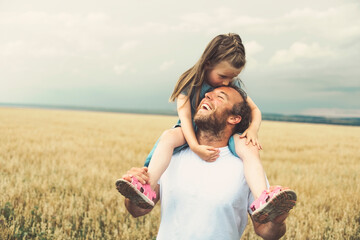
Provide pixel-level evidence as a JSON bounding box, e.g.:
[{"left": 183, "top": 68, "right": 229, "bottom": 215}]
[
  {"left": 122, "top": 167, "right": 150, "bottom": 185},
  {"left": 193, "top": 145, "right": 220, "bottom": 162},
  {"left": 239, "top": 129, "right": 262, "bottom": 150}
]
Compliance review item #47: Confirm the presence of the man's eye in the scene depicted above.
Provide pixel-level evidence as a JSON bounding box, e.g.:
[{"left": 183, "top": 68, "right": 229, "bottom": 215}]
[{"left": 218, "top": 95, "right": 224, "bottom": 99}]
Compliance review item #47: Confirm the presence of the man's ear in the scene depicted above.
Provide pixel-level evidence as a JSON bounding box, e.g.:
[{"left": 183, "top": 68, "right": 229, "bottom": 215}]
[{"left": 227, "top": 115, "right": 241, "bottom": 125}]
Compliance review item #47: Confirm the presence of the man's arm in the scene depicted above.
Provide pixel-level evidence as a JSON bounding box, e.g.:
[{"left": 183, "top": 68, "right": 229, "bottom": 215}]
[{"left": 250, "top": 213, "right": 287, "bottom": 240}]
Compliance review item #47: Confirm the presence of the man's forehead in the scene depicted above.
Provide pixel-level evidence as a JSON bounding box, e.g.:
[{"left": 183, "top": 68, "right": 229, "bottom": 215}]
[{"left": 214, "top": 87, "right": 243, "bottom": 102}]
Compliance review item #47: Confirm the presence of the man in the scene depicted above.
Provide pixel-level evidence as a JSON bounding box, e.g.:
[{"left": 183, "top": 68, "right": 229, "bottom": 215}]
[{"left": 120, "top": 86, "right": 295, "bottom": 239}]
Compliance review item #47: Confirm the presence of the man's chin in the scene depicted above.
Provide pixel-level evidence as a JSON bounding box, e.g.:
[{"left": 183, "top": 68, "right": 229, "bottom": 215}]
[
  {"left": 195, "top": 109, "right": 212, "bottom": 117},
  {"left": 194, "top": 109, "right": 228, "bottom": 135},
  {"left": 194, "top": 114, "right": 206, "bottom": 123},
  {"left": 194, "top": 114, "right": 209, "bottom": 125}
]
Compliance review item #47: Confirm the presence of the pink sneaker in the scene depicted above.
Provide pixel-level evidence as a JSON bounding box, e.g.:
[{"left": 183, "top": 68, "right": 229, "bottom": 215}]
[
  {"left": 250, "top": 186, "right": 297, "bottom": 223},
  {"left": 115, "top": 177, "right": 157, "bottom": 209}
]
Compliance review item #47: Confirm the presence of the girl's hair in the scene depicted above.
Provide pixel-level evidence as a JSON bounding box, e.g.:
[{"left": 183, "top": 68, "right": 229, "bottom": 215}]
[{"left": 169, "top": 33, "right": 246, "bottom": 108}]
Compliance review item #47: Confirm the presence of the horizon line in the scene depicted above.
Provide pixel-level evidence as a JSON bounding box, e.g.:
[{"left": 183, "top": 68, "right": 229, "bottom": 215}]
[{"left": 1, "top": 102, "right": 360, "bottom": 127}]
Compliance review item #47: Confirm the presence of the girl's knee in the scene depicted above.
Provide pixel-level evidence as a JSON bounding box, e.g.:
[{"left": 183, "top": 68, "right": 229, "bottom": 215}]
[
  {"left": 161, "top": 128, "right": 179, "bottom": 138},
  {"left": 160, "top": 128, "right": 184, "bottom": 147}
]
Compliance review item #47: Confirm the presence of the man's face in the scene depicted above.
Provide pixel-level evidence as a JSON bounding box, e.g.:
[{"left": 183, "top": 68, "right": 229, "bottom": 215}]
[{"left": 194, "top": 87, "right": 243, "bottom": 134}]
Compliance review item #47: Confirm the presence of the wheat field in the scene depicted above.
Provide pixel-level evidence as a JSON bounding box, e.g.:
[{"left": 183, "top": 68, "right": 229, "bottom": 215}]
[{"left": 0, "top": 107, "right": 359, "bottom": 240}]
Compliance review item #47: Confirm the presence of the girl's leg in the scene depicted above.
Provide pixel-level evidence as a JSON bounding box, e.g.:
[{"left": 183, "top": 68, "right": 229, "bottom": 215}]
[
  {"left": 147, "top": 127, "right": 186, "bottom": 190},
  {"left": 233, "top": 134, "right": 267, "bottom": 199},
  {"left": 232, "top": 135, "right": 297, "bottom": 223}
]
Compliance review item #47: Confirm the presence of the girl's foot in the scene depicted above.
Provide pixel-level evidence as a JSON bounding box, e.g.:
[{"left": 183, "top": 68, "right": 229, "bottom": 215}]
[
  {"left": 115, "top": 177, "right": 156, "bottom": 209},
  {"left": 250, "top": 186, "right": 297, "bottom": 223}
]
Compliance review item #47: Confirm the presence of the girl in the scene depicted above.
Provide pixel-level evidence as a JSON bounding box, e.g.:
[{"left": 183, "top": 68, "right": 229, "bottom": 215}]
[{"left": 116, "top": 33, "right": 296, "bottom": 223}]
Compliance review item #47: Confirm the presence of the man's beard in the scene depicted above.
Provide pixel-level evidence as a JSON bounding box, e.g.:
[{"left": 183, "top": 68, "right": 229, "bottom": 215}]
[{"left": 194, "top": 109, "right": 228, "bottom": 138}]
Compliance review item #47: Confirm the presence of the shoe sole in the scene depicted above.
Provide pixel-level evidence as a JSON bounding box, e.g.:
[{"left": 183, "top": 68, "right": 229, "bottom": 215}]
[
  {"left": 252, "top": 189, "right": 297, "bottom": 224},
  {"left": 115, "top": 179, "right": 154, "bottom": 209}
]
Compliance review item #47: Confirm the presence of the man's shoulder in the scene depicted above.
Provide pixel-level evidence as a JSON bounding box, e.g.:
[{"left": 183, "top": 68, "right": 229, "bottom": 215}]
[{"left": 173, "top": 147, "right": 194, "bottom": 158}]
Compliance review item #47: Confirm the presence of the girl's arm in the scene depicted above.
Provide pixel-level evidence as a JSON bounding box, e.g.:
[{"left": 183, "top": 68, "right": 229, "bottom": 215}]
[
  {"left": 177, "top": 94, "right": 219, "bottom": 161},
  {"left": 240, "top": 95, "right": 262, "bottom": 149}
]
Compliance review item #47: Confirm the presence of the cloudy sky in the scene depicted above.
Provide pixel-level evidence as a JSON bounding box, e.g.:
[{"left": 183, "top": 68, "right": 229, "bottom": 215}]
[{"left": 1, "top": 0, "right": 359, "bottom": 117}]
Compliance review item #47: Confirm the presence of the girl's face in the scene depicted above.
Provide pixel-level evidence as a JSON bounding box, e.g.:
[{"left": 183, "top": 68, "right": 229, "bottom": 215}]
[{"left": 206, "top": 61, "right": 242, "bottom": 87}]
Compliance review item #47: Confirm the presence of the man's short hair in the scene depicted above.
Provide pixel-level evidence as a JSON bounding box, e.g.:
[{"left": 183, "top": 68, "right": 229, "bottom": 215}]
[{"left": 228, "top": 85, "right": 251, "bottom": 134}]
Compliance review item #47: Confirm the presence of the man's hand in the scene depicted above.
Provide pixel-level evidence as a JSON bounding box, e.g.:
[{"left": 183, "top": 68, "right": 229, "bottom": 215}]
[
  {"left": 271, "top": 212, "right": 289, "bottom": 225},
  {"left": 192, "top": 144, "right": 220, "bottom": 162},
  {"left": 122, "top": 167, "right": 150, "bottom": 185},
  {"left": 252, "top": 212, "right": 289, "bottom": 240}
]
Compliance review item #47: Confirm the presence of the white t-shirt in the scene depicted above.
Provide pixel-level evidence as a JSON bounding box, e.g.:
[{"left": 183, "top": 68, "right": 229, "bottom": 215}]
[{"left": 157, "top": 146, "right": 255, "bottom": 240}]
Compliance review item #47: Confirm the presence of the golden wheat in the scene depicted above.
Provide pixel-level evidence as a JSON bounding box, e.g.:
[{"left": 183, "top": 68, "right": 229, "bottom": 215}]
[{"left": 0, "top": 107, "right": 359, "bottom": 239}]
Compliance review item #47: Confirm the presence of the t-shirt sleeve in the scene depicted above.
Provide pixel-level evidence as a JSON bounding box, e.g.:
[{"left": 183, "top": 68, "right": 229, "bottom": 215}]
[
  {"left": 180, "top": 85, "right": 191, "bottom": 96},
  {"left": 232, "top": 78, "right": 243, "bottom": 89}
]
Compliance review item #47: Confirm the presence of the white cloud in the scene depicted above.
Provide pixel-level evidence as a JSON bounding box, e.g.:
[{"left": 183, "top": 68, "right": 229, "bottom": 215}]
[
  {"left": 118, "top": 40, "right": 141, "bottom": 51},
  {"left": 159, "top": 60, "right": 175, "bottom": 71},
  {"left": 113, "top": 64, "right": 128, "bottom": 75},
  {"left": 0, "top": 40, "right": 75, "bottom": 58},
  {"left": 0, "top": 41, "right": 25, "bottom": 56},
  {"left": 280, "top": 4, "right": 360, "bottom": 40},
  {"left": 284, "top": 7, "right": 335, "bottom": 19},
  {"left": 242, "top": 41, "right": 263, "bottom": 70},
  {"left": 269, "top": 42, "right": 334, "bottom": 65},
  {"left": 175, "top": 8, "right": 265, "bottom": 32},
  {"left": 180, "top": 12, "right": 211, "bottom": 26},
  {"left": 226, "top": 16, "right": 265, "bottom": 27},
  {"left": 244, "top": 41, "right": 264, "bottom": 56}
]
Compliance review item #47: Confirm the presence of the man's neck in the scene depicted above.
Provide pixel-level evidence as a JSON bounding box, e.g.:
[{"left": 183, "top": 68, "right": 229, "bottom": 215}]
[{"left": 196, "top": 129, "right": 231, "bottom": 148}]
